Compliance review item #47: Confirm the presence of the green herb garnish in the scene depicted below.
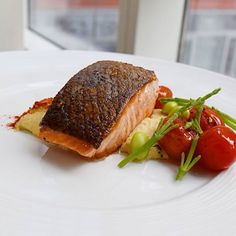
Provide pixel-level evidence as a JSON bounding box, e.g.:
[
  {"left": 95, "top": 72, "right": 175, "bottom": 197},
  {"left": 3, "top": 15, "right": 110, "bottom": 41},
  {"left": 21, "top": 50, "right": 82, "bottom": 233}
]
[
  {"left": 212, "top": 107, "right": 236, "bottom": 131},
  {"left": 190, "top": 103, "right": 204, "bottom": 134},
  {"left": 184, "top": 121, "right": 193, "bottom": 129},
  {"left": 161, "top": 88, "right": 236, "bottom": 134},
  {"left": 118, "top": 88, "right": 221, "bottom": 168},
  {"left": 162, "top": 88, "right": 221, "bottom": 106},
  {"left": 160, "top": 97, "right": 189, "bottom": 106},
  {"left": 118, "top": 115, "right": 179, "bottom": 168},
  {"left": 176, "top": 136, "right": 201, "bottom": 180}
]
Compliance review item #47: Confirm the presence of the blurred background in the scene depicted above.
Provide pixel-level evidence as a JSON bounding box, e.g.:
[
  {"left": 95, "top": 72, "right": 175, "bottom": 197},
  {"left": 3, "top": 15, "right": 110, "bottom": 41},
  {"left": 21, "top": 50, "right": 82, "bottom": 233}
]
[{"left": 1, "top": 0, "right": 236, "bottom": 77}]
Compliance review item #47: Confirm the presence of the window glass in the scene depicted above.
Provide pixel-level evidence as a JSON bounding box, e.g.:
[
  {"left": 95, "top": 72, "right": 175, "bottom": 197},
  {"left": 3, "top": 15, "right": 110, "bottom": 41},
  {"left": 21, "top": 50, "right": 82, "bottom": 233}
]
[
  {"left": 29, "top": 0, "right": 120, "bottom": 51},
  {"left": 179, "top": 0, "right": 236, "bottom": 77}
]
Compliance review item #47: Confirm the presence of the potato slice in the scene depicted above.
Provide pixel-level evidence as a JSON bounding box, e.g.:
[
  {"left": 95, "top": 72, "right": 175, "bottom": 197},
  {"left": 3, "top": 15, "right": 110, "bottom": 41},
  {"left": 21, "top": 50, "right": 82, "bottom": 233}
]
[
  {"left": 15, "top": 109, "right": 47, "bottom": 136},
  {"left": 14, "top": 98, "right": 52, "bottom": 136}
]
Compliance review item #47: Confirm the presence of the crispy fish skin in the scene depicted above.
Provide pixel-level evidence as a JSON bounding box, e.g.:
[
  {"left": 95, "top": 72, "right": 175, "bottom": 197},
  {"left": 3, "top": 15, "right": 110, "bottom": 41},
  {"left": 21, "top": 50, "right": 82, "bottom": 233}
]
[
  {"left": 41, "top": 60, "right": 157, "bottom": 148},
  {"left": 40, "top": 80, "right": 159, "bottom": 159}
]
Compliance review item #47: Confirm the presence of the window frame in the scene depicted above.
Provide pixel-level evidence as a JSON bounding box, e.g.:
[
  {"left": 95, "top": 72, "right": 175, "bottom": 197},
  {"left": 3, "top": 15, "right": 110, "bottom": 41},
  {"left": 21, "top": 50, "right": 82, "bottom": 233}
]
[
  {"left": 178, "top": 1, "right": 236, "bottom": 77},
  {"left": 0, "top": 0, "right": 186, "bottom": 57},
  {"left": 26, "top": 0, "right": 138, "bottom": 52},
  {"left": 0, "top": 0, "right": 24, "bottom": 51},
  {"left": 27, "top": 0, "right": 65, "bottom": 49},
  {"left": 134, "top": 0, "right": 186, "bottom": 61}
]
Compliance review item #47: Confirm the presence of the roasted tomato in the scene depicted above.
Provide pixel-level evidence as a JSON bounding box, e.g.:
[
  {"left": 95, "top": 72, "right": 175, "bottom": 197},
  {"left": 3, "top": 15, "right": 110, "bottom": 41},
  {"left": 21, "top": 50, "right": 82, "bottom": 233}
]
[
  {"left": 197, "top": 125, "right": 236, "bottom": 171},
  {"left": 159, "top": 118, "right": 196, "bottom": 160},
  {"left": 190, "top": 106, "right": 224, "bottom": 131},
  {"left": 155, "top": 86, "right": 173, "bottom": 109}
]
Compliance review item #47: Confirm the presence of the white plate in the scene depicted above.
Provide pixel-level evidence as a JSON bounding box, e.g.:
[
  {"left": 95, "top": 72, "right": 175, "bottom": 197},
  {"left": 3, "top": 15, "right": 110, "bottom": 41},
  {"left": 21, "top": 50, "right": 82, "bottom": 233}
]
[{"left": 0, "top": 51, "right": 236, "bottom": 235}]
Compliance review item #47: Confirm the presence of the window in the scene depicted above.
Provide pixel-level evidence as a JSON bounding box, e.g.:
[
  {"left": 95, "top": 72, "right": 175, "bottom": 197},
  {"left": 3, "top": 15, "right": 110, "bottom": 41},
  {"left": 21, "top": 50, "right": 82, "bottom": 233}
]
[
  {"left": 179, "top": 0, "right": 236, "bottom": 77},
  {"left": 28, "top": 0, "right": 120, "bottom": 51}
]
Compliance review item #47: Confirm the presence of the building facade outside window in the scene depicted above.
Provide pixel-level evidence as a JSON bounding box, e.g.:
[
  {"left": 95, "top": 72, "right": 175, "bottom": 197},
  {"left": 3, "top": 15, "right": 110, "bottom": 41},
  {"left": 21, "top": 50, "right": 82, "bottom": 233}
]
[
  {"left": 179, "top": 0, "right": 236, "bottom": 77},
  {"left": 29, "top": 0, "right": 120, "bottom": 51}
]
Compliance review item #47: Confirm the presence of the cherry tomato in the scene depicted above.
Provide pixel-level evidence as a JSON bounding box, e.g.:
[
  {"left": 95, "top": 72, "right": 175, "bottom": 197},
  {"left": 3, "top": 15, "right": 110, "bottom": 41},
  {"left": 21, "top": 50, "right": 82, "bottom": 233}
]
[
  {"left": 155, "top": 86, "right": 173, "bottom": 109},
  {"left": 190, "top": 106, "right": 224, "bottom": 131},
  {"left": 159, "top": 118, "right": 196, "bottom": 160},
  {"left": 197, "top": 125, "right": 236, "bottom": 171}
]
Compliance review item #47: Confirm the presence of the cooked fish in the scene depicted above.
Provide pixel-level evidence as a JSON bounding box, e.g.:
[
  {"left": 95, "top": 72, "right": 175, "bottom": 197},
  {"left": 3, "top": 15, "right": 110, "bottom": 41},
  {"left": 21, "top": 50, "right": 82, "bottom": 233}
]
[{"left": 39, "top": 60, "right": 159, "bottom": 159}]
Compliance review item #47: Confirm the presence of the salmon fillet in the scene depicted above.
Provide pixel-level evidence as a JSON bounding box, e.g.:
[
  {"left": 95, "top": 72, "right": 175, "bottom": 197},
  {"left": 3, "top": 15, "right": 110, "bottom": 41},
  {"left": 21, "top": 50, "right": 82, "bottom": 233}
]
[{"left": 39, "top": 61, "right": 159, "bottom": 159}]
